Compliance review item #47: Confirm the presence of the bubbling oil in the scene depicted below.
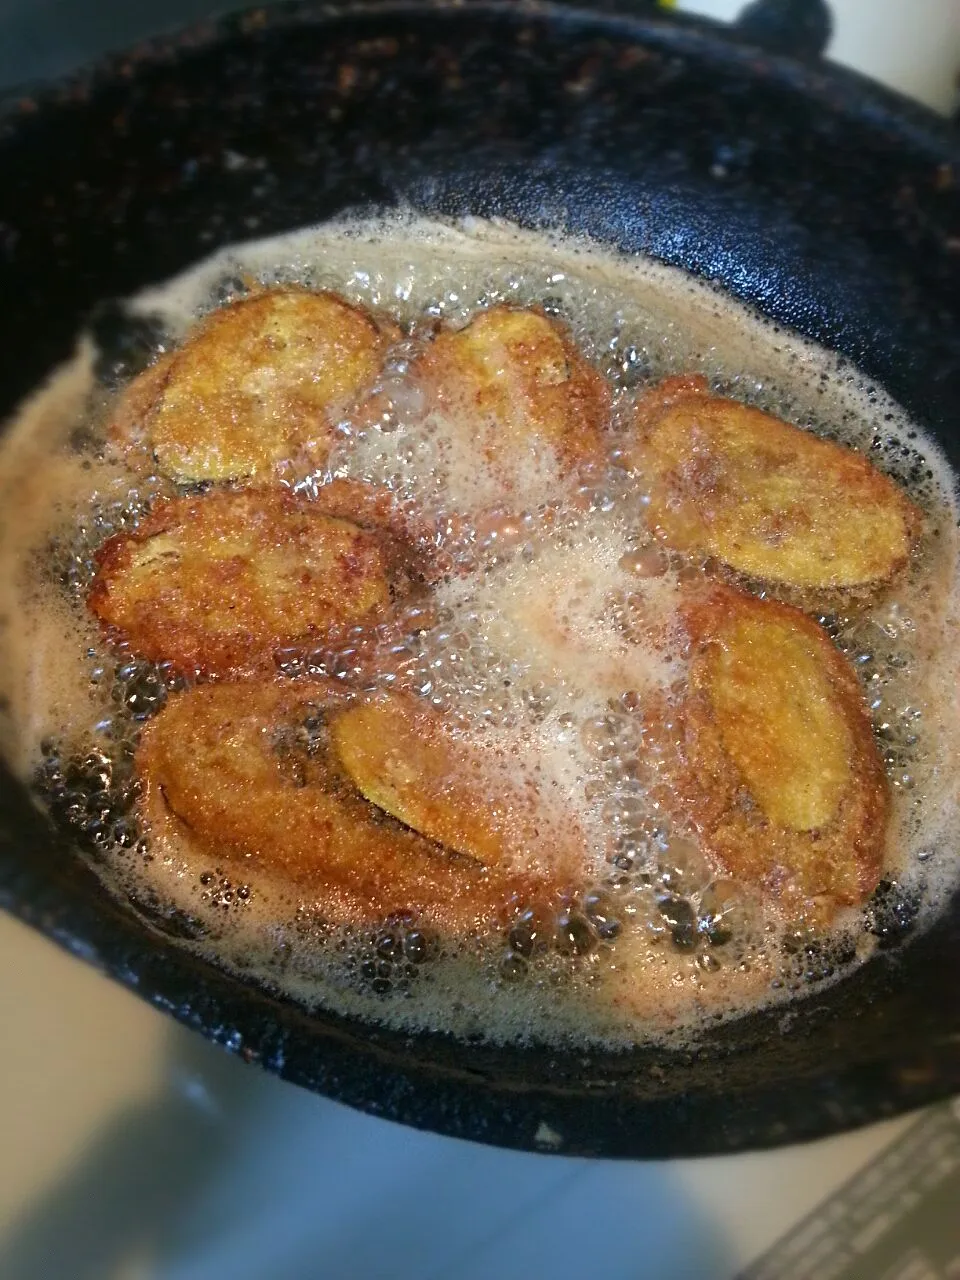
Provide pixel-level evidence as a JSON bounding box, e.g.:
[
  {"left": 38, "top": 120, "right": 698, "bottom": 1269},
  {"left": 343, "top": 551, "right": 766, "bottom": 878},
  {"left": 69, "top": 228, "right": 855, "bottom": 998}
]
[{"left": 1, "top": 213, "right": 958, "bottom": 1049}]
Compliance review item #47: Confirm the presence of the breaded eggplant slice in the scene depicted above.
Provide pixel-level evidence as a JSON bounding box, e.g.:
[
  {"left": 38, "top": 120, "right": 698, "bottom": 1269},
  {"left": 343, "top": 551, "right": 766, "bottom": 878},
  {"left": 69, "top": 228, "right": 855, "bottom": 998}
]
[
  {"left": 137, "top": 682, "right": 574, "bottom": 932},
  {"left": 416, "top": 305, "right": 610, "bottom": 472},
  {"left": 330, "top": 693, "right": 586, "bottom": 872},
  {"left": 665, "top": 586, "right": 887, "bottom": 920},
  {"left": 88, "top": 485, "right": 410, "bottom": 678},
  {"left": 627, "top": 374, "right": 921, "bottom": 593},
  {"left": 111, "top": 288, "right": 400, "bottom": 481}
]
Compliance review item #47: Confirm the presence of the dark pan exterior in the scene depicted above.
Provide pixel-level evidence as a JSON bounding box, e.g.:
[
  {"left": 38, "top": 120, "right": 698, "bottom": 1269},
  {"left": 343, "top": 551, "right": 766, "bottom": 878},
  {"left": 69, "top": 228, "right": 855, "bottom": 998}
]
[{"left": 0, "top": 0, "right": 958, "bottom": 1158}]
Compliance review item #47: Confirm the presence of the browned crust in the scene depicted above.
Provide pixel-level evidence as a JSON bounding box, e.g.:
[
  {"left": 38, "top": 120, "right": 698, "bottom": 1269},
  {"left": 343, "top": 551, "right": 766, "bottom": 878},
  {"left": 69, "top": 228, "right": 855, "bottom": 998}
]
[
  {"left": 108, "top": 349, "right": 176, "bottom": 452},
  {"left": 88, "top": 483, "right": 418, "bottom": 679},
  {"left": 414, "top": 304, "right": 611, "bottom": 476},
  {"left": 330, "top": 692, "right": 591, "bottom": 875},
  {"left": 627, "top": 373, "right": 923, "bottom": 596},
  {"left": 657, "top": 585, "right": 888, "bottom": 923},
  {"left": 137, "top": 681, "right": 576, "bottom": 932},
  {"left": 109, "top": 287, "right": 401, "bottom": 482}
]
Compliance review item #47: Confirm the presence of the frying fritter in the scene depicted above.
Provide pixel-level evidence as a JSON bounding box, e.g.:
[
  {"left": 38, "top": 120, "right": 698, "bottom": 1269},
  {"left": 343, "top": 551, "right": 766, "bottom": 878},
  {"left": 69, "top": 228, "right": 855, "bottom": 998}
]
[
  {"left": 109, "top": 348, "right": 176, "bottom": 446},
  {"left": 412, "top": 305, "right": 610, "bottom": 476},
  {"left": 627, "top": 374, "right": 921, "bottom": 594},
  {"left": 88, "top": 484, "right": 410, "bottom": 678},
  {"left": 137, "top": 682, "right": 576, "bottom": 932},
  {"left": 658, "top": 585, "right": 887, "bottom": 921},
  {"left": 331, "top": 693, "right": 583, "bottom": 871},
  {"left": 111, "top": 288, "right": 400, "bottom": 481}
]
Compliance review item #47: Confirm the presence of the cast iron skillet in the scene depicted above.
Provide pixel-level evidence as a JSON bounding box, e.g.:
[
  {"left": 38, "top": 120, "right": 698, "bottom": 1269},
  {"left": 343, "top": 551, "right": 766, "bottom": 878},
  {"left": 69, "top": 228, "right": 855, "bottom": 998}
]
[{"left": 0, "top": 0, "right": 958, "bottom": 1159}]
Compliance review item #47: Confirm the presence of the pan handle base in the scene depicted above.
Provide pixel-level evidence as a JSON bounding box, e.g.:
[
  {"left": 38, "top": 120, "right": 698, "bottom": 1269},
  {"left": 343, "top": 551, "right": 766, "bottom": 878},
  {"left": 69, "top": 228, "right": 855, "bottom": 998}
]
[{"left": 734, "top": 0, "right": 832, "bottom": 59}]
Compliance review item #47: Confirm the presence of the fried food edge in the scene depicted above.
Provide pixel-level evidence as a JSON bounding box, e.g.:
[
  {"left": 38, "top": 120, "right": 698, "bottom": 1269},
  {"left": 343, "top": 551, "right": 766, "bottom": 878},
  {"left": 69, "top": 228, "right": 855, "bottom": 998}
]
[
  {"left": 88, "top": 485, "right": 406, "bottom": 679},
  {"left": 110, "top": 287, "right": 401, "bottom": 482},
  {"left": 668, "top": 585, "right": 888, "bottom": 921},
  {"left": 330, "top": 692, "right": 587, "bottom": 876},
  {"left": 628, "top": 374, "right": 922, "bottom": 595},
  {"left": 136, "top": 681, "right": 574, "bottom": 933},
  {"left": 416, "top": 304, "right": 611, "bottom": 472}
]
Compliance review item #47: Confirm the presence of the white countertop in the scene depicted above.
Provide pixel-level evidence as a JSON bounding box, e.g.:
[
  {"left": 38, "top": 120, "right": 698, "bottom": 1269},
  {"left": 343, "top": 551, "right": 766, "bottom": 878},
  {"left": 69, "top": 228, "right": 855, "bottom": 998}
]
[
  {"left": 684, "top": 0, "right": 959, "bottom": 115},
  {"left": 0, "top": 912, "right": 924, "bottom": 1279}
]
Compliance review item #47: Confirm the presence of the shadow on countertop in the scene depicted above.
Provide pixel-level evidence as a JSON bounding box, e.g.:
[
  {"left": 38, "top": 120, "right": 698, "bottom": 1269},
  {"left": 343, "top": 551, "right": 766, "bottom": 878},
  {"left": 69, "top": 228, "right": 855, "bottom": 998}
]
[{"left": 0, "top": 1023, "right": 735, "bottom": 1280}]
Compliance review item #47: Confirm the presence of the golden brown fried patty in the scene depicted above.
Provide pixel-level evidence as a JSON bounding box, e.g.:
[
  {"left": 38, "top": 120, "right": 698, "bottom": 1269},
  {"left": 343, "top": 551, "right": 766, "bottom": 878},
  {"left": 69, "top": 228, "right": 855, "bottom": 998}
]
[
  {"left": 627, "top": 374, "right": 921, "bottom": 594},
  {"left": 331, "top": 693, "right": 587, "bottom": 872},
  {"left": 88, "top": 485, "right": 410, "bottom": 678},
  {"left": 111, "top": 288, "right": 400, "bottom": 481},
  {"left": 414, "top": 305, "right": 610, "bottom": 475},
  {"left": 137, "top": 682, "right": 575, "bottom": 931},
  {"left": 659, "top": 585, "right": 888, "bottom": 921}
]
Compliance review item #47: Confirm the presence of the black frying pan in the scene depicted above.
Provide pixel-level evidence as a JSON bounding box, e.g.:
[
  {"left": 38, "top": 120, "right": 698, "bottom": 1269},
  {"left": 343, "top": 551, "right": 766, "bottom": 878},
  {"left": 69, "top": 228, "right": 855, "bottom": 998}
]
[{"left": 0, "top": 0, "right": 958, "bottom": 1160}]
